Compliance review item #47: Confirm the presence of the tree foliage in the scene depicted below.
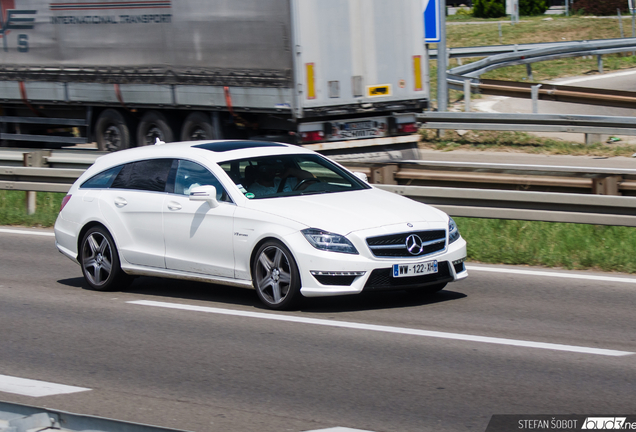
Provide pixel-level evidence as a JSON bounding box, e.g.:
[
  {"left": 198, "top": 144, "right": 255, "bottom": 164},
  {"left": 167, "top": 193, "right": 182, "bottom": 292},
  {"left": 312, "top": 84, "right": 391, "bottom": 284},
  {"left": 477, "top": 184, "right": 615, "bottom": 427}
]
[
  {"left": 519, "top": 0, "right": 548, "bottom": 15},
  {"left": 472, "top": 0, "right": 506, "bottom": 18}
]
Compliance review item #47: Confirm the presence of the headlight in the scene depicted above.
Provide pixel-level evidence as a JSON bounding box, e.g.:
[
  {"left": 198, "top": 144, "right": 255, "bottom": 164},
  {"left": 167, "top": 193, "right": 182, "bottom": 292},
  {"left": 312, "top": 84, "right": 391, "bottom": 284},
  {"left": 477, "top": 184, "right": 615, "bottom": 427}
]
[
  {"left": 302, "top": 229, "right": 359, "bottom": 255},
  {"left": 449, "top": 217, "right": 460, "bottom": 244}
]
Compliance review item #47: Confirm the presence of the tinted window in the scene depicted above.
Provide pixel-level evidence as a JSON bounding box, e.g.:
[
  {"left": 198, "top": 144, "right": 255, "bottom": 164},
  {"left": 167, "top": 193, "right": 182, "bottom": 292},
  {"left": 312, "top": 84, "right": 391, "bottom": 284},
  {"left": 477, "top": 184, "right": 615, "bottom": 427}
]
[
  {"left": 219, "top": 154, "right": 370, "bottom": 199},
  {"left": 80, "top": 165, "right": 123, "bottom": 189},
  {"left": 111, "top": 159, "right": 173, "bottom": 192},
  {"left": 172, "top": 160, "right": 231, "bottom": 202}
]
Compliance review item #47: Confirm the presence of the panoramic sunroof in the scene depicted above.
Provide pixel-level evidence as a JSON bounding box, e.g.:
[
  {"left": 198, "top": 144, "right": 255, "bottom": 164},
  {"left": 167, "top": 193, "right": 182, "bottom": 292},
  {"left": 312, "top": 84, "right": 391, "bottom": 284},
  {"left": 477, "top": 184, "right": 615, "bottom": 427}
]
[{"left": 193, "top": 141, "right": 286, "bottom": 152}]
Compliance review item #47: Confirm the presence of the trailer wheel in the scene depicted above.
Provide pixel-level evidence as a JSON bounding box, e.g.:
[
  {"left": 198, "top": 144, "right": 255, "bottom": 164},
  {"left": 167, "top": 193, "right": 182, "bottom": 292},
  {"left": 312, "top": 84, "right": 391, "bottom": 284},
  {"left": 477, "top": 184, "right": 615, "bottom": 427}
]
[
  {"left": 180, "top": 112, "right": 216, "bottom": 141},
  {"left": 137, "top": 111, "right": 174, "bottom": 146},
  {"left": 95, "top": 109, "right": 131, "bottom": 152}
]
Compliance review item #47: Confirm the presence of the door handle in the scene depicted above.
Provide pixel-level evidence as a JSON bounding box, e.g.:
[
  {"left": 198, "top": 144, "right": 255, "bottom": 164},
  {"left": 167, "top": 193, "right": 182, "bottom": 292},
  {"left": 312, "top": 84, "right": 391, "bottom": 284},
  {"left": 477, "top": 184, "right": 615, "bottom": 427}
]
[
  {"left": 114, "top": 197, "right": 127, "bottom": 208},
  {"left": 167, "top": 202, "right": 182, "bottom": 211}
]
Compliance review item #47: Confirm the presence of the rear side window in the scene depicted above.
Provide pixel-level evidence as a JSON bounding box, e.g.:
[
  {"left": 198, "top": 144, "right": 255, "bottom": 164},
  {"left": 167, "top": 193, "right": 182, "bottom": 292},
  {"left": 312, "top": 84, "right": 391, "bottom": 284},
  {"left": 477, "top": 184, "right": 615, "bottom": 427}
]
[
  {"left": 111, "top": 159, "right": 173, "bottom": 192},
  {"left": 81, "top": 165, "right": 124, "bottom": 189}
]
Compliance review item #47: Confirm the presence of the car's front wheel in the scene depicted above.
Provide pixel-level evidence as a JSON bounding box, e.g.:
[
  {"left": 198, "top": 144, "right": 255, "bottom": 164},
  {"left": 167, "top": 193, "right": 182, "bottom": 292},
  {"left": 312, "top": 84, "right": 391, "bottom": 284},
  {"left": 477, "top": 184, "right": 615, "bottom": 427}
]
[
  {"left": 80, "top": 227, "right": 132, "bottom": 291},
  {"left": 252, "top": 240, "right": 301, "bottom": 310}
]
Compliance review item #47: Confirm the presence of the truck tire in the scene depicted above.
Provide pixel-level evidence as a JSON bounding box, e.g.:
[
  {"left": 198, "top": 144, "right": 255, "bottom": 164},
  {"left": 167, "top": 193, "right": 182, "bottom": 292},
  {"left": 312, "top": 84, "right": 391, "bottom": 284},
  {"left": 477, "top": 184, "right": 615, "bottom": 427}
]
[
  {"left": 180, "top": 111, "right": 216, "bottom": 141},
  {"left": 136, "top": 111, "right": 174, "bottom": 146},
  {"left": 95, "top": 109, "right": 131, "bottom": 152}
]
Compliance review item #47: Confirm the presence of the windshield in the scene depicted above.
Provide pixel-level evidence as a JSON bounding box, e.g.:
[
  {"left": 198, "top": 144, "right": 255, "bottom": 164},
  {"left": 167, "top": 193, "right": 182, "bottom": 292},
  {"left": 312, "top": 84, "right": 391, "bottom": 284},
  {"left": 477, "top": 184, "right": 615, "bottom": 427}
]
[{"left": 219, "top": 154, "right": 370, "bottom": 199}]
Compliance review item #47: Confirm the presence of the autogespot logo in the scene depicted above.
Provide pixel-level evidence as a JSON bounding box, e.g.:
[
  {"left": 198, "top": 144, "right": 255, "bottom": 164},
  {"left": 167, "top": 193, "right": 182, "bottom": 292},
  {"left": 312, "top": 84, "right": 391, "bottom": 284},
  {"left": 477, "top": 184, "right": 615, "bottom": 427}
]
[
  {"left": 0, "top": 0, "right": 36, "bottom": 52},
  {"left": 582, "top": 418, "right": 630, "bottom": 430}
]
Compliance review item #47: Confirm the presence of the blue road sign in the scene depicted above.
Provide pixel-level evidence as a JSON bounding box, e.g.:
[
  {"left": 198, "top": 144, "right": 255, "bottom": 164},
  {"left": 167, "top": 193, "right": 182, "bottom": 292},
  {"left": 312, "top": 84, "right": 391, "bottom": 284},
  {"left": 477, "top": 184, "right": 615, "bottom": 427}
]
[{"left": 423, "top": 0, "right": 441, "bottom": 43}]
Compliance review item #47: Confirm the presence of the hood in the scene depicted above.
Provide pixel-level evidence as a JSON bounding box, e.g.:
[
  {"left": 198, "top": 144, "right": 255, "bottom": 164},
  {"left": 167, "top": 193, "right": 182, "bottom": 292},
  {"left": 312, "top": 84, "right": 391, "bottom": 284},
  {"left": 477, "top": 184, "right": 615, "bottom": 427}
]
[{"left": 244, "top": 187, "right": 447, "bottom": 234}]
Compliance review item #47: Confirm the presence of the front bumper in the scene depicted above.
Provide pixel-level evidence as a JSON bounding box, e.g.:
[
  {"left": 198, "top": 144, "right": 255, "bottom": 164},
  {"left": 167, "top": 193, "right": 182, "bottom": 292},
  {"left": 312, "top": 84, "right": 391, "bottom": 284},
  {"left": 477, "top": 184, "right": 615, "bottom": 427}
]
[{"left": 293, "top": 233, "right": 468, "bottom": 298}]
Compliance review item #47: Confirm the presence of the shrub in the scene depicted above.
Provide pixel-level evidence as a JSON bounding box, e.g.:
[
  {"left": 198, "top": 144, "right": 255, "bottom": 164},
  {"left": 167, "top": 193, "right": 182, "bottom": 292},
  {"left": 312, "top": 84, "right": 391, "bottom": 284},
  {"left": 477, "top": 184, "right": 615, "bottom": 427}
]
[
  {"left": 472, "top": 0, "right": 506, "bottom": 18},
  {"left": 519, "top": 0, "right": 548, "bottom": 15},
  {"left": 455, "top": 7, "right": 473, "bottom": 16},
  {"left": 572, "top": 0, "right": 629, "bottom": 15}
]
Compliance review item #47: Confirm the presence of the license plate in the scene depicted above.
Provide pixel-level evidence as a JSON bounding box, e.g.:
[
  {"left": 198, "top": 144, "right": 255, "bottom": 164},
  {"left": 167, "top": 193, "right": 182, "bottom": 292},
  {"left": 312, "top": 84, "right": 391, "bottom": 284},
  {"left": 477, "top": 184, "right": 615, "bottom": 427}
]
[
  {"left": 392, "top": 260, "right": 438, "bottom": 278},
  {"left": 329, "top": 119, "right": 387, "bottom": 140}
]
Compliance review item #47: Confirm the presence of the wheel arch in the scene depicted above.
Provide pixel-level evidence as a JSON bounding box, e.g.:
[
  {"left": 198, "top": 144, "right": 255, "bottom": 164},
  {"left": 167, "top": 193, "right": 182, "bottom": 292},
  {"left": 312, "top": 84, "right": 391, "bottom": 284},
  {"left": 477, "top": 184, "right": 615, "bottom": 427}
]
[
  {"left": 77, "top": 221, "right": 112, "bottom": 257},
  {"left": 248, "top": 235, "right": 302, "bottom": 285}
]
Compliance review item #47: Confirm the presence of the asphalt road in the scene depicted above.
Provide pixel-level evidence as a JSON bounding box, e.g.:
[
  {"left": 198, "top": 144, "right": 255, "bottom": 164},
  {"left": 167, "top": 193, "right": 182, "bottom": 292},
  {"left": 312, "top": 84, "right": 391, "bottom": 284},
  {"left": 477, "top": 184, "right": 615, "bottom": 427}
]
[{"left": 1, "top": 227, "right": 635, "bottom": 432}]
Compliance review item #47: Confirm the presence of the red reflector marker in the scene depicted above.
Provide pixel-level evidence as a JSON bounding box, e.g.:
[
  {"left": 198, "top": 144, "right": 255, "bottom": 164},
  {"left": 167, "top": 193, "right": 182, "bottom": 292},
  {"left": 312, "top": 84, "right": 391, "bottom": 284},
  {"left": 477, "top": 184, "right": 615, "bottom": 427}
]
[
  {"left": 300, "top": 130, "right": 325, "bottom": 143},
  {"left": 397, "top": 123, "right": 418, "bottom": 134}
]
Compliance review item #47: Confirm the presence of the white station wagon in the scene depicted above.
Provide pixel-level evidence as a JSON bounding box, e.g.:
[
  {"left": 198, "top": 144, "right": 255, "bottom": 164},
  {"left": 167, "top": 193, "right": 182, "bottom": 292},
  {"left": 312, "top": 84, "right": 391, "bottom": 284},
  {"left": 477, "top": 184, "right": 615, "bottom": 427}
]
[{"left": 54, "top": 140, "right": 467, "bottom": 309}]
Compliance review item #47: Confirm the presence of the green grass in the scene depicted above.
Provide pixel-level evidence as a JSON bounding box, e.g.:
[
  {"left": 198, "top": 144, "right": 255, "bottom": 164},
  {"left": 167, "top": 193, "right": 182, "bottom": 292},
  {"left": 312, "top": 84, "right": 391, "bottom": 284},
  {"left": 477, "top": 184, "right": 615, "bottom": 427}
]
[
  {"left": 0, "top": 190, "right": 65, "bottom": 227},
  {"left": 457, "top": 217, "right": 636, "bottom": 274},
  {"left": 2, "top": 190, "right": 635, "bottom": 274}
]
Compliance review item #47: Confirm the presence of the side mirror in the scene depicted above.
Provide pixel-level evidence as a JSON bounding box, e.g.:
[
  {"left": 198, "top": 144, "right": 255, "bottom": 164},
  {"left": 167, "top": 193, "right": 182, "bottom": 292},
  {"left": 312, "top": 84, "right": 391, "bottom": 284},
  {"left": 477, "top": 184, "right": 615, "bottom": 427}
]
[
  {"left": 189, "top": 185, "right": 220, "bottom": 208},
  {"left": 353, "top": 172, "right": 368, "bottom": 183}
]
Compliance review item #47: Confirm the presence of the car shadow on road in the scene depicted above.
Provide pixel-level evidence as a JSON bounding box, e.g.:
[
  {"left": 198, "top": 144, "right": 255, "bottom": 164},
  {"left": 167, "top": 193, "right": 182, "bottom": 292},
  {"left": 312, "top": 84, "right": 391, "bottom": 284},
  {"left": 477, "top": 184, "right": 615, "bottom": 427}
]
[
  {"left": 299, "top": 290, "right": 467, "bottom": 313},
  {"left": 58, "top": 275, "right": 467, "bottom": 312}
]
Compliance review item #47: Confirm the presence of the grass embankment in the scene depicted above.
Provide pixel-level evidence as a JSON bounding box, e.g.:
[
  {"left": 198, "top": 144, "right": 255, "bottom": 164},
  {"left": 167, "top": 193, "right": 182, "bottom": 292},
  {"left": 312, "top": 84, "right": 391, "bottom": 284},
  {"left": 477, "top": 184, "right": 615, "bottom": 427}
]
[
  {"left": 431, "top": 14, "right": 636, "bottom": 99},
  {"left": 2, "top": 190, "right": 636, "bottom": 274}
]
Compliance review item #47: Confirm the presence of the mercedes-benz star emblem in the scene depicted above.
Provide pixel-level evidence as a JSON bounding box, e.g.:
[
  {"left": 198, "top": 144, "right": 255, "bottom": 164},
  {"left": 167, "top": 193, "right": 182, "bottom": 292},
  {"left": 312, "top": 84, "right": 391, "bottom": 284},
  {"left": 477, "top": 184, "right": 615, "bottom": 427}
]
[{"left": 405, "top": 234, "right": 424, "bottom": 255}]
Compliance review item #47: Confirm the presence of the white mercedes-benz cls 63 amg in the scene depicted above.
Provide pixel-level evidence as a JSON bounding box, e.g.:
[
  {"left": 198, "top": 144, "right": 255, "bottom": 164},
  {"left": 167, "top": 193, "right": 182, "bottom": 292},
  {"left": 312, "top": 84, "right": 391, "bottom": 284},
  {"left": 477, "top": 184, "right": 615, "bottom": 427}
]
[{"left": 54, "top": 140, "right": 467, "bottom": 309}]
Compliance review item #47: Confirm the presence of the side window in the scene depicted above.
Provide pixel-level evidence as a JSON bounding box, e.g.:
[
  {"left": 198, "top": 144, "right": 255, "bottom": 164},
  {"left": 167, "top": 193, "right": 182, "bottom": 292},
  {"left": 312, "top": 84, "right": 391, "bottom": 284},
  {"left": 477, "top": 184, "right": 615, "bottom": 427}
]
[
  {"left": 80, "top": 165, "right": 124, "bottom": 189},
  {"left": 173, "top": 160, "right": 231, "bottom": 202},
  {"left": 111, "top": 159, "right": 173, "bottom": 192}
]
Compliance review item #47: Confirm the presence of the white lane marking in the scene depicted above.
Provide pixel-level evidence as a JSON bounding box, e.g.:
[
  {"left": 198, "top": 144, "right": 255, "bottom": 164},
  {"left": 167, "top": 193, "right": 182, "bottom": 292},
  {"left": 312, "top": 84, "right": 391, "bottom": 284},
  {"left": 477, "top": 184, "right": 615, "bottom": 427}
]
[
  {"left": 467, "top": 265, "right": 636, "bottom": 285},
  {"left": 0, "top": 228, "right": 55, "bottom": 237},
  {"left": 128, "top": 300, "right": 633, "bottom": 357},
  {"left": 0, "top": 374, "right": 91, "bottom": 397},
  {"left": 555, "top": 69, "right": 636, "bottom": 86}
]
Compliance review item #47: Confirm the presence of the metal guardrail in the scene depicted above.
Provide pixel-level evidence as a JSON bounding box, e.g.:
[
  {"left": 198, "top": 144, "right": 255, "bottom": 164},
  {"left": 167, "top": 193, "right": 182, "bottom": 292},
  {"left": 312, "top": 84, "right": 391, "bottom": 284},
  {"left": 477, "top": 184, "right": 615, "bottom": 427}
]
[
  {"left": 431, "top": 38, "right": 634, "bottom": 60},
  {"left": 448, "top": 38, "right": 636, "bottom": 78},
  {"left": 416, "top": 112, "right": 636, "bottom": 136},
  {"left": 2, "top": 148, "right": 635, "bottom": 227},
  {"left": 445, "top": 38, "right": 636, "bottom": 110},
  {"left": 376, "top": 184, "right": 636, "bottom": 227},
  {"left": 0, "top": 401, "right": 191, "bottom": 432}
]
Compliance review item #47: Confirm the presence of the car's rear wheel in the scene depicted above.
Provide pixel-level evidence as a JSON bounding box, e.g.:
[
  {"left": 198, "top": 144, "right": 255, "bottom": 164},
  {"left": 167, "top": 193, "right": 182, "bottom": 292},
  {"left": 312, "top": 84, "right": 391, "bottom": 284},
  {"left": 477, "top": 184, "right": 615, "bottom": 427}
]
[
  {"left": 80, "top": 227, "right": 132, "bottom": 291},
  {"left": 252, "top": 240, "right": 301, "bottom": 310}
]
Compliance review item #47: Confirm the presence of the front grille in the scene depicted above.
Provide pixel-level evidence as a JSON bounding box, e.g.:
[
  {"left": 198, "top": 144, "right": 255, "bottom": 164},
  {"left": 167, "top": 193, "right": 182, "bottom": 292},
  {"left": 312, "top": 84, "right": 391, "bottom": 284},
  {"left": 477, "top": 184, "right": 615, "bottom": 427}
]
[
  {"left": 363, "top": 261, "right": 452, "bottom": 291},
  {"left": 366, "top": 229, "right": 446, "bottom": 258}
]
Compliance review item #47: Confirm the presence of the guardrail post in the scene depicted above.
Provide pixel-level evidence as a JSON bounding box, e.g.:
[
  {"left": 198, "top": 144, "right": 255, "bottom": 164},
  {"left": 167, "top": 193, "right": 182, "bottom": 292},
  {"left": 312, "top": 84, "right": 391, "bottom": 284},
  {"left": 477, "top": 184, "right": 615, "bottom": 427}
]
[
  {"left": 597, "top": 55, "right": 603, "bottom": 73},
  {"left": 531, "top": 84, "right": 542, "bottom": 114},
  {"left": 593, "top": 176, "right": 622, "bottom": 195},
  {"left": 526, "top": 64, "right": 533, "bottom": 80},
  {"left": 22, "top": 151, "right": 50, "bottom": 215},
  {"left": 370, "top": 165, "right": 398, "bottom": 185},
  {"left": 464, "top": 79, "right": 471, "bottom": 112}
]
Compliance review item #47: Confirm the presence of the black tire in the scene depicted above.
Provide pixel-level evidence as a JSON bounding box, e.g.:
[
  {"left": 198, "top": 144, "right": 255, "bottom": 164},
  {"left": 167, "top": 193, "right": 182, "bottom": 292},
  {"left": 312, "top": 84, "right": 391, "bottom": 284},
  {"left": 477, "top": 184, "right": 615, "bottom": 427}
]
[
  {"left": 136, "top": 111, "right": 174, "bottom": 146},
  {"left": 80, "top": 226, "right": 132, "bottom": 291},
  {"left": 180, "top": 111, "right": 216, "bottom": 141},
  {"left": 95, "top": 109, "right": 131, "bottom": 152},
  {"left": 252, "top": 240, "right": 302, "bottom": 310}
]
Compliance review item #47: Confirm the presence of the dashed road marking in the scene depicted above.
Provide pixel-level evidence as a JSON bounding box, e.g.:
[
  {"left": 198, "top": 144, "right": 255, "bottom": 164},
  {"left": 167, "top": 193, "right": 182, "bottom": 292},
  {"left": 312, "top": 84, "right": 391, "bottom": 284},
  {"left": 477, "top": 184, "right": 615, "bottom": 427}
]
[
  {"left": 0, "top": 228, "right": 55, "bottom": 237},
  {"left": 0, "top": 374, "right": 91, "bottom": 397},
  {"left": 128, "top": 300, "right": 634, "bottom": 357},
  {"left": 467, "top": 265, "right": 636, "bottom": 285}
]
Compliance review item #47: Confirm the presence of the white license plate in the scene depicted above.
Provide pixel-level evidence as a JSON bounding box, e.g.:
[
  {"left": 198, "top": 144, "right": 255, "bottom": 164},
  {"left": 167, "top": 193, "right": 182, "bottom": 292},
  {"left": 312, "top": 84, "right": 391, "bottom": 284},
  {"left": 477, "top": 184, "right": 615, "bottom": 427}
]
[
  {"left": 392, "top": 260, "right": 438, "bottom": 278},
  {"left": 329, "top": 120, "right": 387, "bottom": 140}
]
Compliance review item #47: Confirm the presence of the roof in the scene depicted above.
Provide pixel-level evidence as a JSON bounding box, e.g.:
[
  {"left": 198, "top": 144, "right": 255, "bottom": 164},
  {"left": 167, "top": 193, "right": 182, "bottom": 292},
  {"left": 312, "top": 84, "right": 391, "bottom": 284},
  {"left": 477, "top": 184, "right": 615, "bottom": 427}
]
[{"left": 90, "top": 140, "right": 315, "bottom": 172}]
